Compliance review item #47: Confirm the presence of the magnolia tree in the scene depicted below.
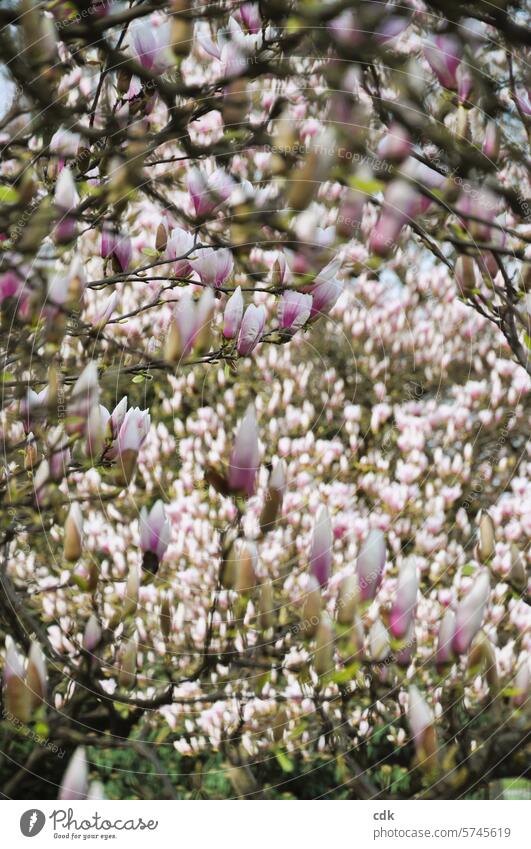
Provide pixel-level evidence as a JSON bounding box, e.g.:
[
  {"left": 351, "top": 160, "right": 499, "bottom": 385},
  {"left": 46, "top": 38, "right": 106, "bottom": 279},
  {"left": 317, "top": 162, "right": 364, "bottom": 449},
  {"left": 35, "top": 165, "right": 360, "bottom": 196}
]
[{"left": 0, "top": 0, "right": 529, "bottom": 800}]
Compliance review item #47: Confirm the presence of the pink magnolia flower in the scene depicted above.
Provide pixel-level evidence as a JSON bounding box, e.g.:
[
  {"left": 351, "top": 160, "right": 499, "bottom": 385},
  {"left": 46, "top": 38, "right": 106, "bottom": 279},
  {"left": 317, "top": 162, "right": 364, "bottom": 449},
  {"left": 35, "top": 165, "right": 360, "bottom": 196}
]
[
  {"left": 191, "top": 247, "right": 233, "bottom": 287},
  {"left": 117, "top": 407, "right": 151, "bottom": 455},
  {"left": 166, "top": 227, "right": 194, "bottom": 277},
  {"left": 424, "top": 34, "right": 462, "bottom": 90},
  {"left": 389, "top": 560, "right": 419, "bottom": 638},
  {"left": 228, "top": 402, "right": 260, "bottom": 497},
  {"left": 240, "top": 2, "right": 261, "bottom": 33},
  {"left": 408, "top": 685, "right": 433, "bottom": 742},
  {"left": 67, "top": 362, "right": 100, "bottom": 434},
  {"left": 278, "top": 291, "right": 312, "bottom": 334},
  {"left": 357, "top": 528, "right": 386, "bottom": 602},
  {"left": 54, "top": 167, "right": 78, "bottom": 243},
  {"left": 140, "top": 500, "right": 171, "bottom": 572},
  {"left": 223, "top": 286, "right": 244, "bottom": 339},
  {"left": 377, "top": 123, "right": 412, "bottom": 163},
  {"left": 187, "top": 167, "right": 233, "bottom": 217},
  {"left": 237, "top": 304, "right": 265, "bottom": 355},
  {"left": 101, "top": 225, "right": 132, "bottom": 272},
  {"left": 452, "top": 570, "right": 490, "bottom": 654},
  {"left": 309, "top": 276, "right": 343, "bottom": 320},
  {"left": 130, "top": 19, "right": 173, "bottom": 74},
  {"left": 309, "top": 505, "right": 333, "bottom": 587},
  {"left": 369, "top": 179, "right": 419, "bottom": 257},
  {"left": 435, "top": 608, "right": 456, "bottom": 667},
  {"left": 92, "top": 292, "right": 118, "bottom": 329}
]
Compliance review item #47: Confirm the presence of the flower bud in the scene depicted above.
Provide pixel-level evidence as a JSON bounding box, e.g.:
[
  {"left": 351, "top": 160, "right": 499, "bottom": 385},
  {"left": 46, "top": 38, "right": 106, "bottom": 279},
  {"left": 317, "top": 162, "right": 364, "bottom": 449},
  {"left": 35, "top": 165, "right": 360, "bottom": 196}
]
[
  {"left": 64, "top": 502, "right": 83, "bottom": 562},
  {"left": 477, "top": 511, "right": 495, "bottom": 563},
  {"left": 160, "top": 595, "right": 173, "bottom": 639},
  {"left": 454, "top": 255, "right": 478, "bottom": 296},
  {"left": 509, "top": 543, "right": 527, "bottom": 592},
  {"left": 259, "top": 459, "right": 287, "bottom": 534},
  {"left": 228, "top": 403, "right": 260, "bottom": 497},
  {"left": 377, "top": 123, "right": 412, "bottom": 163},
  {"left": 424, "top": 34, "right": 462, "bottom": 90},
  {"left": 369, "top": 618, "right": 390, "bottom": 661},
  {"left": 118, "top": 636, "right": 137, "bottom": 689},
  {"left": 314, "top": 614, "right": 335, "bottom": 676},
  {"left": 513, "top": 658, "right": 530, "bottom": 708},
  {"left": 337, "top": 574, "right": 359, "bottom": 625},
  {"left": 140, "top": 501, "right": 170, "bottom": 575},
  {"left": 258, "top": 579, "right": 275, "bottom": 630},
  {"left": 357, "top": 529, "right": 386, "bottom": 602},
  {"left": 408, "top": 685, "right": 437, "bottom": 772},
  {"left": 389, "top": 559, "right": 418, "bottom": 639},
  {"left": 26, "top": 641, "right": 47, "bottom": 708},
  {"left": 452, "top": 571, "right": 490, "bottom": 655},
  {"left": 223, "top": 286, "right": 244, "bottom": 340},
  {"left": 58, "top": 747, "right": 88, "bottom": 801},
  {"left": 468, "top": 630, "right": 498, "bottom": 696},
  {"left": 237, "top": 304, "right": 266, "bottom": 356},
  {"left": 435, "top": 608, "right": 456, "bottom": 668},
  {"left": 83, "top": 614, "right": 102, "bottom": 652},
  {"left": 309, "top": 505, "right": 333, "bottom": 588},
  {"left": 300, "top": 575, "right": 321, "bottom": 637},
  {"left": 278, "top": 291, "right": 312, "bottom": 335},
  {"left": 234, "top": 541, "right": 257, "bottom": 594},
  {"left": 483, "top": 121, "right": 500, "bottom": 162},
  {"left": 3, "top": 640, "right": 32, "bottom": 723}
]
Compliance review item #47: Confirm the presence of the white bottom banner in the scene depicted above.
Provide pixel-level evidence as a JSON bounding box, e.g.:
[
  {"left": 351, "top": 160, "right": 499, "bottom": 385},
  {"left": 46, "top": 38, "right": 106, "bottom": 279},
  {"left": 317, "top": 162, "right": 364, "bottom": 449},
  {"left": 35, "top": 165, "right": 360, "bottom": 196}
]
[{"left": 3, "top": 800, "right": 529, "bottom": 848}]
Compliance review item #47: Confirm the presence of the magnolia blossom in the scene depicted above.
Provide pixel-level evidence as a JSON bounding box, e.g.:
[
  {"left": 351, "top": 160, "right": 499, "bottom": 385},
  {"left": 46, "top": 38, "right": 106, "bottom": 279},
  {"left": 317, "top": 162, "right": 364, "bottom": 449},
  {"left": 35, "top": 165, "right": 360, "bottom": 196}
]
[
  {"left": 223, "top": 286, "right": 244, "bottom": 339},
  {"left": 357, "top": 529, "right": 386, "bottom": 602},
  {"left": 140, "top": 500, "right": 171, "bottom": 573},
  {"left": 188, "top": 167, "right": 233, "bottom": 217},
  {"left": 54, "top": 167, "right": 78, "bottom": 243},
  {"left": 165, "top": 289, "right": 215, "bottom": 362},
  {"left": 115, "top": 407, "right": 151, "bottom": 484},
  {"left": 424, "top": 34, "right": 462, "bottom": 90},
  {"left": 237, "top": 304, "right": 266, "bottom": 355},
  {"left": 166, "top": 227, "right": 194, "bottom": 277},
  {"left": 83, "top": 615, "right": 102, "bottom": 652},
  {"left": 228, "top": 403, "right": 260, "bottom": 497},
  {"left": 64, "top": 502, "right": 83, "bottom": 562},
  {"left": 453, "top": 571, "right": 491, "bottom": 654},
  {"left": 101, "top": 225, "right": 132, "bottom": 272},
  {"left": 309, "top": 505, "right": 333, "bottom": 587},
  {"left": 67, "top": 362, "right": 100, "bottom": 434},
  {"left": 278, "top": 291, "right": 312, "bottom": 334},
  {"left": 130, "top": 18, "right": 173, "bottom": 74},
  {"left": 389, "top": 559, "right": 419, "bottom": 639},
  {"left": 92, "top": 292, "right": 118, "bottom": 329},
  {"left": 191, "top": 247, "right": 233, "bottom": 288},
  {"left": 435, "top": 608, "right": 456, "bottom": 667}
]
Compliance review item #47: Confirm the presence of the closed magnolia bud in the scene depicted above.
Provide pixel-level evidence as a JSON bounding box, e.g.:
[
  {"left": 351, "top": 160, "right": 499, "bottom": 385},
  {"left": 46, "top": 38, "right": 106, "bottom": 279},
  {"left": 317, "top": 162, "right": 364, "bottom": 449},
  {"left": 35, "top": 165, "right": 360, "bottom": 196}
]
[
  {"left": 156, "top": 221, "right": 168, "bottom": 253},
  {"left": 221, "top": 539, "right": 239, "bottom": 589},
  {"left": 258, "top": 579, "right": 275, "bottom": 630},
  {"left": 83, "top": 614, "right": 102, "bottom": 652},
  {"left": 357, "top": 529, "right": 386, "bottom": 602},
  {"left": 118, "top": 637, "right": 137, "bottom": 689},
  {"left": 58, "top": 747, "right": 88, "bottom": 801},
  {"left": 456, "top": 104, "right": 470, "bottom": 141},
  {"left": 408, "top": 685, "right": 437, "bottom": 772},
  {"left": 234, "top": 541, "right": 257, "bottom": 594},
  {"left": 259, "top": 459, "right": 287, "bottom": 534},
  {"left": 26, "top": 641, "right": 47, "bottom": 707},
  {"left": 314, "top": 614, "right": 335, "bottom": 676},
  {"left": 160, "top": 595, "right": 173, "bottom": 639},
  {"left": 228, "top": 403, "right": 260, "bottom": 498},
  {"left": 390, "top": 560, "right": 419, "bottom": 639},
  {"left": 3, "top": 641, "right": 32, "bottom": 723},
  {"left": 300, "top": 575, "right": 321, "bottom": 637},
  {"left": 309, "top": 505, "right": 333, "bottom": 588},
  {"left": 483, "top": 121, "right": 500, "bottom": 162},
  {"left": 271, "top": 706, "right": 289, "bottom": 743},
  {"left": 513, "top": 658, "right": 530, "bottom": 708},
  {"left": 468, "top": 630, "right": 498, "bottom": 695},
  {"left": 509, "top": 543, "right": 527, "bottom": 592},
  {"left": 455, "top": 255, "right": 478, "bottom": 296},
  {"left": 477, "top": 511, "right": 495, "bottom": 563},
  {"left": 124, "top": 564, "right": 140, "bottom": 617},
  {"left": 64, "top": 502, "right": 83, "bottom": 562},
  {"left": 337, "top": 574, "right": 359, "bottom": 625},
  {"left": 435, "top": 608, "right": 456, "bottom": 668},
  {"left": 24, "top": 433, "right": 39, "bottom": 470},
  {"left": 369, "top": 618, "right": 390, "bottom": 661},
  {"left": 453, "top": 571, "right": 490, "bottom": 654}
]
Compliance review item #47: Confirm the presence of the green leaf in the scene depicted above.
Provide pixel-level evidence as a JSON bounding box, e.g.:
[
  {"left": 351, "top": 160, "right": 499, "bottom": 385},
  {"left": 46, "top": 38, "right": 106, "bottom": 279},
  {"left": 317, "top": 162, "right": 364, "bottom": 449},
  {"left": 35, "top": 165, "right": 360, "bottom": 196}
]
[
  {"left": 348, "top": 174, "right": 384, "bottom": 195},
  {"left": 275, "top": 750, "right": 294, "bottom": 773},
  {"left": 461, "top": 563, "right": 476, "bottom": 577},
  {"left": 0, "top": 185, "right": 20, "bottom": 204},
  {"left": 132, "top": 374, "right": 145, "bottom": 384},
  {"left": 524, "top": 333, "right": 531, "bottom": 350},
  {"left": 142, "top": 247, "right": 160, "bottom": 258}
]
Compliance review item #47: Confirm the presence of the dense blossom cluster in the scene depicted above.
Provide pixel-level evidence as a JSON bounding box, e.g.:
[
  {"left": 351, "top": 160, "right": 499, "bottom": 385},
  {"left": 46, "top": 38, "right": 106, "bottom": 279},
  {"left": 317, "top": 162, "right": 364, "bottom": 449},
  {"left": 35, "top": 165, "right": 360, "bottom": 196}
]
[{"left": 0, "top": 0, "right": 529, "bottom": 799}]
